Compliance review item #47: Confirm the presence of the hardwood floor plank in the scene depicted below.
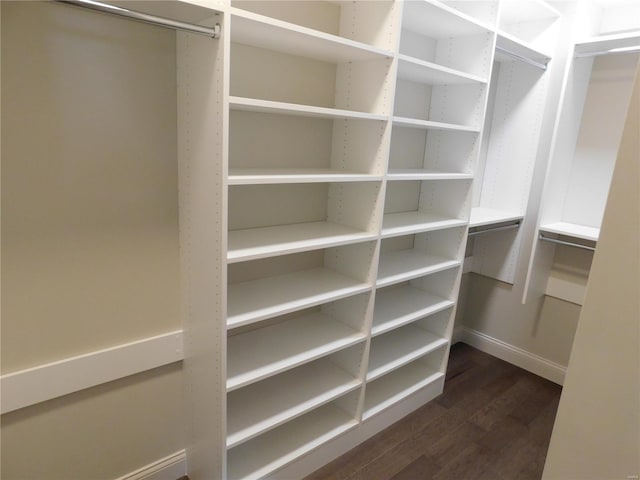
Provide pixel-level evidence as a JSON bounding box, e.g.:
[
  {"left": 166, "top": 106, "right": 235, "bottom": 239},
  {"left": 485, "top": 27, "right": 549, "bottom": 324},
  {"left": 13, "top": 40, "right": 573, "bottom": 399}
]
[
  {"left": 431, "top": 443, "right": 495, "bottom": 480},
  {"left": 389, "top": 455, "right": 440, "bottom": 480},
  {"left": 425, "top": 421, "right": 486, "bottom": 467}
]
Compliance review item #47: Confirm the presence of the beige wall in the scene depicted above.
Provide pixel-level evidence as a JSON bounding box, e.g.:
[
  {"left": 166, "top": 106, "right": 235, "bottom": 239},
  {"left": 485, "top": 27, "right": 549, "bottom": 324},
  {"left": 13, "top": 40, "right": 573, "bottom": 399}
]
[
  {"left": 2, "top": 2, "right": 184, "bottom": 478},
  {"left": 542, "top": 63, "right": 640, "bottom": 480}
]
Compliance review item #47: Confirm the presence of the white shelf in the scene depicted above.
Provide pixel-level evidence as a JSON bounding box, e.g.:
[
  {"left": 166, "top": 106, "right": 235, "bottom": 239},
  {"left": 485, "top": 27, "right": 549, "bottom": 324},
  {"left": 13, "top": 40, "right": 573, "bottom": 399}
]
[
  {"left": 377, "top": 250, "right": 459, "bottom": 287},
  {"left": 227, "top": 360, "right": 360, "bottom": 448},
  {"left": 227, "top": 267, "right": 371, "bottom": 329},
  {"left": 372, "top": 286, "right": 454, "bottom": 337},
  {"left": 230, "top": 96, "right": 388, "bottom": 121},
  {"left": 227, "top": 403, "right": 357, "bottom": 480},
  {"left": 386, "top": 169, "right": 473, "bottom": 181},
  {"left": 363, "top": 360, "right": 444, "bottom": 420},
  {"left": 227, "top": 312, "right": 365, "bottom": 391},
  {"left": 539, "top": 222, "right": 599, "bottom": 242},
  {"left": 228, "top": 221, "right": 377, "bottom": 263},
  {"left": 367, "top": 324, "right": 448, "bottom": 381},
  {"left": 397, "top": 54, "right": 487, "bottom": 85},
  {"left": 393, "top": 115, "right": 481, "bottom": 132},
  {"left": 228, "top": 169, "right": 382, "bottom": 185},
  {"left": 496, "top": 31, "right": 551, "bottom": 65},
  {"left": 469, "top": 207, "right": 523, "bottom": 228},
  {"left": 575, "top": 31, "right": 640, "bottom": 57},
  {"left": 402, "top": 0, "right": 492, "bottom": 38},
  {"left": 381, "top": 212, "right": 467, "bottom": 238},
  {"left": 231, "top": 8, "right": 393, "bottom": 64}
]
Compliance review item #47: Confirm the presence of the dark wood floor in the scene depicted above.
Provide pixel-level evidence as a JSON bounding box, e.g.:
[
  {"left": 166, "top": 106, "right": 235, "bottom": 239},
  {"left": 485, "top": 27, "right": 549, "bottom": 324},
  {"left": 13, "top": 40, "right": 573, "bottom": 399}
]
[{"left": 305, "top": 343, "right": 562, "bottom": 480}]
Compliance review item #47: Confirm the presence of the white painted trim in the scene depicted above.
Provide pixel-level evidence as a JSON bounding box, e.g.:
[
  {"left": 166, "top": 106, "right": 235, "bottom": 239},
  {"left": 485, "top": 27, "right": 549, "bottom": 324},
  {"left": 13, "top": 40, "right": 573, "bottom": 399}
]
[
  {"left": 114, "top": 450, "right": 186, "bottom": 480},
  {"left": 457, "top": 326, "right": 566, "bottom": 385},
  {"left": 1, "top": 330, "right": 184, "bottom": 414},
  {"left": 451, "top": 325, "right": 465, "bottom": 344}
]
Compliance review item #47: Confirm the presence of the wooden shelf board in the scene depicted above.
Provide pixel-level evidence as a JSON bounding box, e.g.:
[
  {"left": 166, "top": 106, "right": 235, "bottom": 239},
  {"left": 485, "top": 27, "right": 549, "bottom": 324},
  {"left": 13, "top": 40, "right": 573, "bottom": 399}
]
[
  {"left": 539, "top": 222, "right": 599, "bottom": 242},
  {"left": 230, "top": 96, "right": 388, "bottom": 121},
  {"left": 387, "top": 169, "right": 473, "bottom": 181},
  {"left": 227, "top": 403, "right": 357, "bottom": 480},
  {"left": 397, "top": 54, "right": 487, "bottom": 85},
  {"left": 227, "top": 267, "right": 371, "bottom": 329},
  {"left": 402, "top": 0, "right": 492, "bottom": 39},
  {"left": 228, "top": 221, "right": 377, "bottom": 263},
  {"left": 377, "top": 250, "right": 460, "bottom": 287},
  {"left": 496, "top": 31, "right": 551, "bottom": 64},
  {"left": 363, "top": 362, "right": 444, "bottom": 420},
  {"left": 367, "top": 324, "right": 448, "bottom": 381},
  {"left": 228, "top": 169, "right": 382, "bottom": 184},
  {"left": 231, "top": 8, "right": 393, "bottom": 63},
  {"left": 227, "top": 360, "right": 360, "bottom": 448},
  {"left": 373, "top": 285, "right": 454, "bottom": 337},
  {"left": 381, "top": 212, "right": 467, "bottom": 238},
  {"left": 575, "top": 31, "right": 640, "bottom": 56},
  {"left": 393, "top": 115, "right": 481, "bottom": 132},
  {"left": 227, "top": 312, "right": 365, "bottom": 391},
  {"left": 469, "top": 207, "right": 523, "bottom": 228}
]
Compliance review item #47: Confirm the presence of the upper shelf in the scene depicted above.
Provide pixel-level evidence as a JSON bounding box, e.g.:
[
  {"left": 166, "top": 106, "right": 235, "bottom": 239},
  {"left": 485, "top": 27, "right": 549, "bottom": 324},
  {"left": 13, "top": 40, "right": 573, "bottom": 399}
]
[
  {"left": 575, "top": 31, "right": 640, "bottom": 58},
  {"left": 392, "top": 116, "right": 481, "bottom": 133},
  {"left": 402, "top": 0, "right": 493, "bottom": 38},
  {"left": 499, "top": 0, "right": 560, "bottom": 27},
  {"left": 230, "top": 8, "right": 393, "bottom": 63},
  {"left": 495, "top": 31, "right": 552, "bottom": 68},
  {"left": 397, "top": 54, "right": 488, "bottom": 85},
  {"left": 539, "top": 222, "right": 599, "bottom": 242},
  {"left": 228, "top": 169, "right": 382, "bottom": 185},
  {"left": 230, "top": 96, "right": 388, "bottom": 122}
]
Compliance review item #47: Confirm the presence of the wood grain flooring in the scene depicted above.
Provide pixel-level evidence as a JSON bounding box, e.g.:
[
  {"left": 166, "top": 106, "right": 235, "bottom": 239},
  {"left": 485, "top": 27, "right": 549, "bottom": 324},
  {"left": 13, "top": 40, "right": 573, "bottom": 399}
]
[{"left": 304, "top": 343, "right": 562, "bottom": 480}]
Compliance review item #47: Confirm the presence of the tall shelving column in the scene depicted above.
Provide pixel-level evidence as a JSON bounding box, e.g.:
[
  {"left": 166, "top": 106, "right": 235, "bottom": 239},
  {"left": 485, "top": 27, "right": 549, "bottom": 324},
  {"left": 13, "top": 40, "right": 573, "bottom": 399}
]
[
  {"left": 467, "top": 0, "right": 561, "bottom": 284},
  {"left": 364, "top": 0, "right": 496, "bottom": 420},
  {"left": 224, "top": 2, "right": 397, "bottom": 478}
]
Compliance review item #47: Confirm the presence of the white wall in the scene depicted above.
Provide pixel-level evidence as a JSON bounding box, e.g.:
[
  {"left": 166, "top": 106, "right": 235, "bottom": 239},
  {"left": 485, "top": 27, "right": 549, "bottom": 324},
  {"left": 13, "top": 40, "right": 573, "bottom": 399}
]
[{"left": 542, "top": 62, "right": 640, "bottom": 480}]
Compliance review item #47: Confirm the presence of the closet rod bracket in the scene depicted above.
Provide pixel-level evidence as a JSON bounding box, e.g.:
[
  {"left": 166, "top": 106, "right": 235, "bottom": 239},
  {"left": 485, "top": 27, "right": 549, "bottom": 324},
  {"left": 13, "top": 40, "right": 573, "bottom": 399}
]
[{"left": 54, "top": 0, "right": 222, "bottom": 39}]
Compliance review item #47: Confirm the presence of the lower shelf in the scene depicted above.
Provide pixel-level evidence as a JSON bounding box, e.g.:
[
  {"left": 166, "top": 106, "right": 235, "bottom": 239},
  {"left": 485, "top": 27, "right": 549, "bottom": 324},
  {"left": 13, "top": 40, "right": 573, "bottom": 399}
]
[
  {"left": 227, "top": 359, "right": 361, "bottom": 448},
  {"left": 227, "top": 402, "right": 358, "bottom": 480},
  {"left": 377, "top": 249, "right": 459, "bottom": 287},
  {"left": 381, "top": 212, "right": 466, "bottom": 238},
  {"left": 363, "top": 359, "right": 445, "bottom": 420},
  {"left": 539, "top": 221, "right": 599, "bottom": 242}
]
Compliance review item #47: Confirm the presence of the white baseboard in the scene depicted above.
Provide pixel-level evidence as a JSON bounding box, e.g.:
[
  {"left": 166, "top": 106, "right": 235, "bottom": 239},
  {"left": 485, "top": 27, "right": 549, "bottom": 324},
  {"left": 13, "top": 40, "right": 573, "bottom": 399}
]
[
  {"left": 457, "top": 326, "right": 566, "bottom": 385},
  {"left": 114, "top": 450, "right": 186, "bottom": 480}
]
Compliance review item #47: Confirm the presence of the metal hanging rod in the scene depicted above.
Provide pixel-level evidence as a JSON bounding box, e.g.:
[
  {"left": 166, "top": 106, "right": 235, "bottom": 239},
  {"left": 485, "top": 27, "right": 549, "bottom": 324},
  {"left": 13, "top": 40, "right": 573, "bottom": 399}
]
[
  {"left": 575, "top": 45, "right": 640, "bottom": 58},
  {"left": 538, "top": 233, "right": 596, "bottom": 252},
  {"left": 54, "top": 0, "right": 221, "bottom": 38},
  {"left": 495, "top": 45, "right": 548, "bottom": 71},
  {"left": 468, "top": 221, "right": 521, "bottom": 237}
]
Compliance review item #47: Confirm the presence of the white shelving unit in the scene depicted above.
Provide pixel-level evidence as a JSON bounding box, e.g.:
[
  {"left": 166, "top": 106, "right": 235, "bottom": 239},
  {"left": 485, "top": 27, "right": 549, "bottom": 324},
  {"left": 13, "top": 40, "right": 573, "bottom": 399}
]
[
  {"left": 524, "top": 1, "right": 640, "bottom": 303},
  {"left": 466, "top": 0, "right": 560, "bottom": 284}
]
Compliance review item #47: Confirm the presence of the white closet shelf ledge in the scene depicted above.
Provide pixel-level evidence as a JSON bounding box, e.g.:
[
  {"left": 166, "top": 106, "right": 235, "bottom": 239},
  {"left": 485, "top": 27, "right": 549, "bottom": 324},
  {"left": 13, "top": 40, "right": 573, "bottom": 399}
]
[
  {"left": 469, "top": 207, "right": 523, "bottom": 228},
  {"left": 496, "top": 32, "right": 551, "bottom": 67},
  {"left": 227, "top": 404, "right": 357, "bottom": 480},
  {"left": 392, "top": 116, "right": 480, "bottom": 132},
  {"left": 227, "top": 268, "right": 371, "bottom": 329},
  {"left": 377, "top": 251, "right": 460, "bottom": 288},
  {"left": 227, "top": 312, "right": 365, "bottom": 391},
  {"left": 575, "top": 31, "right": 640, "bottom": 57},
  {"left": 539, "top": 222, "right": 599, "bottom": 242},
  {"left": 401, "top": 0, "right": 493, "bottom": 39},
  {"left": 227, "top": 360, "right": 360, "bottom": 448},
  {"left": 382, "top": 212, "right": 467, "bottom": 238},
  {"left": 227, "top": 221, "right": 377, "bottom": 263},
  {"left": 386, "top": 169, "right": 473, "bottom": 181},
  {"left": 228, "top": 169, "right": 383, "bottom": 184},
  {"left": 363, "top": 364, "right": 444, "bottom": 420},
  {"left": 373, "top": 287, "right": 454, "bottom": 337},
  {"left": 397, "top": 54, "right": 487, "bottom": 85},
  {"left": 231, "top": 8, "right": 393, "bottom": 63},
  {"left": 367, "top": 325, "right": 448, "bottom": 381},
  {"left": 230, "top": 97, "right": 388, "bottom": 121}
]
